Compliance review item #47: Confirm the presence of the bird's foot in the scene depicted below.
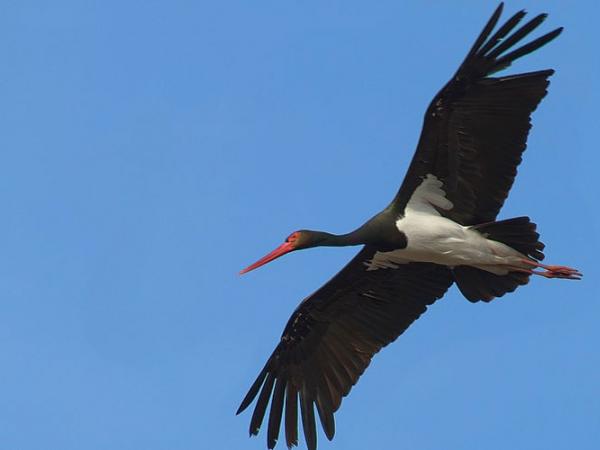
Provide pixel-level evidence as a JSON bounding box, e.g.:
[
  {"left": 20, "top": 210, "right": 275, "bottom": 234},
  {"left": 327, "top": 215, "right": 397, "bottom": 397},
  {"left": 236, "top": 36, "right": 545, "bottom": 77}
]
[{"left": 519, "top": 259, "right": 582, "bottom": 280}]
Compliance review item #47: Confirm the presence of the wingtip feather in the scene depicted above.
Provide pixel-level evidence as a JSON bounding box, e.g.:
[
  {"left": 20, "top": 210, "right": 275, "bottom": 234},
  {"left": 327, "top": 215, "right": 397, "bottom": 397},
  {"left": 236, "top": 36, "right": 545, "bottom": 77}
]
[
  {"left": 300, "top": 389, "right": 318, "bottom": 450},
  {"left": 267, "top": 377, "right": 286, "bottom": 449},
  {"left": 237, "top": 366, "right": 269, "bottom": 415},
  {"left": 249, "top": 372, "right": 276, "bottom": 436}
]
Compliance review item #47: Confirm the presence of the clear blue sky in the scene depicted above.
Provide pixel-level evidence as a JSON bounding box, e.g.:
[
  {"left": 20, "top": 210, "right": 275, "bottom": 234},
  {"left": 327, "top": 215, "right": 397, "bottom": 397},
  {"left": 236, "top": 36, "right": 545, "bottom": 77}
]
[{"left": 0, "top": 1, "right": 598, "bottom": 449}]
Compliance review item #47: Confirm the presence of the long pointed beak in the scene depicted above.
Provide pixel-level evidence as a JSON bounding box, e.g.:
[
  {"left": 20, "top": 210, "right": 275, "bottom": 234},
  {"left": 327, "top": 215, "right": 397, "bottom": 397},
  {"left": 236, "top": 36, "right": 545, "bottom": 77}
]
[{"left": 240, "top": 241, "right": 295, "bottom": 275}]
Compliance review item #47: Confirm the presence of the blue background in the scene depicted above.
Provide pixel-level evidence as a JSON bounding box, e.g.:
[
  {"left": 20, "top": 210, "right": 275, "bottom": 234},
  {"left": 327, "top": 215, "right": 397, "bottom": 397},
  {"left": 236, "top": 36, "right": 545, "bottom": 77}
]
[{"left": 0, "top": 1, "right": 598, "bottom": 449}]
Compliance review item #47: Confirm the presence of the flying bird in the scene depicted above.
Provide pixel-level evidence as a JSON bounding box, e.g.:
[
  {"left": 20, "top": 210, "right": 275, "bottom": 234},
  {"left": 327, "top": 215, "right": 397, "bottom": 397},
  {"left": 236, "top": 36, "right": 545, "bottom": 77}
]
[{"left": 237, "top": 4, "right": 580, "bottom": 450}]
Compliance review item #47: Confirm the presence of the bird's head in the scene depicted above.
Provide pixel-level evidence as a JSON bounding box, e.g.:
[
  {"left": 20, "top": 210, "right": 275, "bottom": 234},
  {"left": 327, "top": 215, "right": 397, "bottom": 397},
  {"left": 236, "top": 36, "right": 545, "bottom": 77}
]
[{"left": 239, "top": 230, "right": 332, "bottom": 275}]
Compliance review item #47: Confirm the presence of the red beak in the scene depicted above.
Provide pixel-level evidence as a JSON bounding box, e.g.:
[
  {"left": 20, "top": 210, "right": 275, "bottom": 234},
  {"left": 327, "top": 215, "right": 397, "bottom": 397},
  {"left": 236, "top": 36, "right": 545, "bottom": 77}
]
[{"left": 240, "top": 241, "right": 295, "bottom": 275}]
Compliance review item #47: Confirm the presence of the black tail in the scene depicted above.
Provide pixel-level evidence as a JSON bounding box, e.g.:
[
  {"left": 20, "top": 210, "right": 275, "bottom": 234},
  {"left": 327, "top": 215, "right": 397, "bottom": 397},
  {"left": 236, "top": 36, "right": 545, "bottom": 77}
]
[
  {"left": 453, "top": 216, "right": 545, "bottom": 302},
  {"left": 472, "top": 216, "right": 545, "bottom": 261}
]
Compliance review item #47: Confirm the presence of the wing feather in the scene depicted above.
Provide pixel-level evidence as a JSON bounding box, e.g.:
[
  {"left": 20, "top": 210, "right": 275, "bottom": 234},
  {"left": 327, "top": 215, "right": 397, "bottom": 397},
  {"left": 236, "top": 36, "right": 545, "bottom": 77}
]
[
  {"left": 238, "top": 248, "right": 453, "bottom": 449},
  {"left": 267, "top": 377, "right": 286, "bottom": 448},
  {"left": 391, "top": 5, "right": 562, "bottom": 225},
  {"left": 284, "top": 384, "right": 298, "bottom": 447},
  {"left": 250, "top": 372, "right": 275, "bottom": 436},
  {"left": 299, "top": 385, "right": 317, "bottom": 450}
]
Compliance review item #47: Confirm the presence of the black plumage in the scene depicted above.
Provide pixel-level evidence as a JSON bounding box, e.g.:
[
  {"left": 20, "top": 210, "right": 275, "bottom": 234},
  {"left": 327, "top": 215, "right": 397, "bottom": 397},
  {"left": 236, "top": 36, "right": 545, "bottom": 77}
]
[
  {"left": 391, "top": 9, "right": 561, "bottom": 225},
  {"left": 238, "top": 252, "right": 453, "bottom": 449}
]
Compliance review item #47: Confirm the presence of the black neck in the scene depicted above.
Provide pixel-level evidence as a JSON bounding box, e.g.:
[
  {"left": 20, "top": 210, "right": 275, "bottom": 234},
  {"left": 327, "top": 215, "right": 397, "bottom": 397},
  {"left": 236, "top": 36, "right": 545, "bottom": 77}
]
[
  {"left": 304, "top": 208, "right": 406, "bottom": 250},
  {"left": 318, "top": 230, "right": 365, "bottom": 247}
]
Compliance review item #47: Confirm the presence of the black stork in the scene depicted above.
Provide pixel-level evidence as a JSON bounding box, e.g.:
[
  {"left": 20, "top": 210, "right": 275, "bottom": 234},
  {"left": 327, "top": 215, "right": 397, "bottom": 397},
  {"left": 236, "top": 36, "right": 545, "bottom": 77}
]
[{"left": 237, "top": 4, "right": 581, "bottom": 450}]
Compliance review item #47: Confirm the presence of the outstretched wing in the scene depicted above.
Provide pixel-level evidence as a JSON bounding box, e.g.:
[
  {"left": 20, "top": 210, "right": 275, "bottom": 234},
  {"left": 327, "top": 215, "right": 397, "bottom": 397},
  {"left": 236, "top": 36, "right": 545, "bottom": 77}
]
[
  {"left": 237, "top": 247, "right": 453, "bottom": 450},
  {"left": 391, "top": 3, "right": 562, "bottom": 225}
]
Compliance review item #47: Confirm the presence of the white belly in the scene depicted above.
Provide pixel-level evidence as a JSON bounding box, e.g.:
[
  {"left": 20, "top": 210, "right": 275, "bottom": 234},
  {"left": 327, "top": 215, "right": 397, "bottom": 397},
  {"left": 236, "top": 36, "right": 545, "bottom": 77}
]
[
  {"left": 364, "top": 174, "right": 525, "bottom": 274},
  {"left": 398, "top": 213, "right": 510, "bottom": 266},
  {"left": 366, "top": 213, "right": 524, "bottom": 274}
]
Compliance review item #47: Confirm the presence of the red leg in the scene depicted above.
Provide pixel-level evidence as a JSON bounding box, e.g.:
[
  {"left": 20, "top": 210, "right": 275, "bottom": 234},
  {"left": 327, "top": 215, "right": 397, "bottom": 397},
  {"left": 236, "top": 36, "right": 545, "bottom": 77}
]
[{"left": 519, "top": 259, "right": 582, "bottom": 280}]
